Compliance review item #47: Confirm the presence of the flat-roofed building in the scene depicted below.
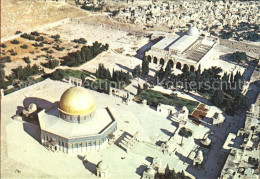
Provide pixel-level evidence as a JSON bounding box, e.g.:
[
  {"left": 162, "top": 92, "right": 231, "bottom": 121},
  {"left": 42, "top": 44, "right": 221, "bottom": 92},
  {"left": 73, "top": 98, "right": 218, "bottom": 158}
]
[{"left": 145, "top": 26, "right": 219, "bottom": 72}]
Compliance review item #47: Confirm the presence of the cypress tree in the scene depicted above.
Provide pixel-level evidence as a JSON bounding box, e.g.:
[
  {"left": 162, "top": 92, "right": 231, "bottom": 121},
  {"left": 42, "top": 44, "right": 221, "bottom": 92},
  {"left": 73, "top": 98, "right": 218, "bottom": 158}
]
[{"left": 141, "top": 58, "right": 149, "bottom": 75}]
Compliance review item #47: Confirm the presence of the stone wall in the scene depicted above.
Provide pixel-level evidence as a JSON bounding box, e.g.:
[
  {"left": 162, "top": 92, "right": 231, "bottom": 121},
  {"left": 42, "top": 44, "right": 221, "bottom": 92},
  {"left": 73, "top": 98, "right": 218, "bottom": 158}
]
[{"left": 219, "top": 39, "right": 260, "bottom": 54}]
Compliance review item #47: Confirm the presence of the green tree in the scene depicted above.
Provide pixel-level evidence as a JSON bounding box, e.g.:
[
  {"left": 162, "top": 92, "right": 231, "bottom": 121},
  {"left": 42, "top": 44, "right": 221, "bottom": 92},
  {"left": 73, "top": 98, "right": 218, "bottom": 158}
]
[
  {"left": 164, "top": 61, "right": 172, "bottom": 78},
  {"left": 142, "top": 58, "right": 149, "bottom": 75},
  {"left": 178, "top": 127, "right": 192, "bottom": 146},
  {"left": 137, "top": 84, "right": 142, "bottom": 95},
  {"left": 132, "top": 65, "right": 142, "bottom": 78},
  {"left": 211, "top": 89, "right": 224, "bottom": 107}
]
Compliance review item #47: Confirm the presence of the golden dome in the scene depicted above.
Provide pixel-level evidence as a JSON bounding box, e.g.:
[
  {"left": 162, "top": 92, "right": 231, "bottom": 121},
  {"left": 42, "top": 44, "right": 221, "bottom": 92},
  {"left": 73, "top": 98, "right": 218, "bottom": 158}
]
[{"left": 59, "top": 87, "right": 96, "bottom": 116}]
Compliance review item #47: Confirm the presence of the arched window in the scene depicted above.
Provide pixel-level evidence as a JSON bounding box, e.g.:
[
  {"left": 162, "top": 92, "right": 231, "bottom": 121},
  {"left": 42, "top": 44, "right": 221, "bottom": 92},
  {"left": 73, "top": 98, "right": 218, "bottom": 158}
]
[
  {"left": 160, "top": 58, "right": 165, "bottom": 66},
  {"left": 182, "top": 64, "right": 189, "bottom": 72},
  {"left": 153, "top": 57, "right": 158, "bottom": 64},
  {"left": 176, "top": 62, "right": 182, "bottom": 69},
  {"left": 190, "top": 65, "right": 195, "bottom": 72},
  {"left": 147, "top": 55, "right": 152, "bottom": 63},
  {"left": 168, "top": 60, "right": 174, "bottom": 68}
]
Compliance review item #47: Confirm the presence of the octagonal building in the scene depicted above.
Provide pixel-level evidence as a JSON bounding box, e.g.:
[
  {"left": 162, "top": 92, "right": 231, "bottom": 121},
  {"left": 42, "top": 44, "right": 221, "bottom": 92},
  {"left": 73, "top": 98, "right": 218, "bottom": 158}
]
[{"left": 38, "top": 86, "right": 117, "bottom": 154}]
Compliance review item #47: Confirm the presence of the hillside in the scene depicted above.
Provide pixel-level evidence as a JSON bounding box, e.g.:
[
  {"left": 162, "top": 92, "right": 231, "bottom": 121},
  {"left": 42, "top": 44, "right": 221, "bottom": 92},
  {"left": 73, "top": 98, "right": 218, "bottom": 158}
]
[{"left": 1, "top": 0, "right": 87, "bottom": 38}]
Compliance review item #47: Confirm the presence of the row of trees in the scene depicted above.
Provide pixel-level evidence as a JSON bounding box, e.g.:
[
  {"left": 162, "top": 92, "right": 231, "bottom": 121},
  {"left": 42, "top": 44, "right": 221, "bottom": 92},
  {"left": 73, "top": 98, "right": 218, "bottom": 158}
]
[
  {"left": 41, "top": 60, "right": 59, "bottom": 69},
  {"left": 157, "top": 61, "right": 247, "bottom": 115},
  {"left": 7, "top": 64, "right": 44, "bottom": 81},
  {"left": 132, "top": 58, "right": 149, "bottom": 78},
  {"left": 155, "top": 165, "right": 189, "bottom": 179},
  {"left": 96, "top": 64, "right": 132, "bottom": 85},
  {"left": 62, "top": 41, "right": 109, "bottom": 67},
  {"left": 72, "top": 38, "right": 87, "bottom": 44},
  {"left": 0, "top": 66, "right": 7, "bottom": 89},
  {"left": 230, "top": 51, "right": 247, "bottom": 63}
]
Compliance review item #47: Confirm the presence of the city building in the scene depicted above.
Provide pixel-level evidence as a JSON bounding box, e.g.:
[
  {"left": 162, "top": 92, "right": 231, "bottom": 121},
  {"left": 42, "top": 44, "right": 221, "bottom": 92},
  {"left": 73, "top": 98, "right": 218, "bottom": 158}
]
[
  {"left": 145, "top": 26, "right": 218, "bottom": 72},
  {"left": 38, "top": 86, "right": 117, "bottom": 154}
]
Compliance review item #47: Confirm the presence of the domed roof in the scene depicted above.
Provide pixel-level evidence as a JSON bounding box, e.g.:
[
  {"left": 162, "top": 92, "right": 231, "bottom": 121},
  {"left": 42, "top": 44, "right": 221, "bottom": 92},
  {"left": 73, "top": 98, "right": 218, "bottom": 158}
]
[
  {"left": 97, "top": 161, "right": 108, "bottom": 170},
  {"left": 187, "top": 26, "right": 199, "bottom": 36},
  {"left": 59, "top": 87, "right": 96, "bottom": 116},
  {"left": 146, "top": 167, "right": 155, "bottom": 175},
  {"left": 28, "top": 103, "right": 37, "bottom": 112}
]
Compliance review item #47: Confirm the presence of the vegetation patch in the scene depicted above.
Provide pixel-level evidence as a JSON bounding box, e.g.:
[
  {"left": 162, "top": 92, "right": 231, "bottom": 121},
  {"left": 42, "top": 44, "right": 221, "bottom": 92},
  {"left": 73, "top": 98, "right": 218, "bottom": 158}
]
[
  {"left": 41, "top": 60, "right": 59, "bottom": 69},
  {"left": 62, "top": 41, "right": 109, "bottom": 67},
  {"left": 135, "top": 90, "right": 198, "bottom": 113}
]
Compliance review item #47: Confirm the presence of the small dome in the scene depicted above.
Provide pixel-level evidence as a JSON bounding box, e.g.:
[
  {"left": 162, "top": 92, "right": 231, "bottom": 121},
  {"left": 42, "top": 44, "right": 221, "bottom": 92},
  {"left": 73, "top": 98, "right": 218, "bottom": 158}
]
[
  {"left": 28, "top": 103, "right": 37, "bottom": 112},
  {"left": 97, "top": 161, "right": 108, "bottom": 171},
  {"left": 187, "top": 27, "right": 199, "bottom": 36},
  {"left": 182, "top": 106, "right": 188, "bottom": 112},
  {"left": 59, "top": 87, "right": 96, "bottom": 116},
  {"left": 146, "top": 167, "right": 155, "bottom": 175}
]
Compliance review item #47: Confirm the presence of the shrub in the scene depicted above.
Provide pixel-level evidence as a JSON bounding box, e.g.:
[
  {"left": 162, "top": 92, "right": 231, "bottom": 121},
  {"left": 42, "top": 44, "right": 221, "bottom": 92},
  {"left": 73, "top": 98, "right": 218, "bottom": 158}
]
[
  {"left": 0, "top": 56, "right": 11, "bottom": 63},
  {"left": 20, "top": 44, "right": 28, "bottom": 49},
  {"left": 23, "top": 57, "right": 31, "bottom": 64},
  {"left": 35, "top": 36, "right": 44, "bottom": 42},
  {"left": 72, "top": 38, "right": 87, "bottom": 44},
  {"left": 33, "top": 42, "right": 44, "bottom": 47},
  {"left": 9, "top": 49, "right": 17, "bottom": 56},
  {"left": 230, "top": 51, "right": 247, "bottom": 63},
  {"left": 21, "top": 33, "right": 35, "bottom": 40},
  {"left": 1, "top": 44, "right": 7, "bottom": 48},
  {"left": 49, "top": 69, "right": 64, "bottom": 80},
  {"left": 31, "top": 31, "right": 40, "bottom": 36},
  {"left": 41, "top": 48, "right": 49, "bottom": 51},
  {"left": 47, "top": 50, "right": 54, "bottom": 54},
  {"left": 53, "top": 45, "right": 65, "bottom": 51},
  {"left": 15, "top": 31, "right": 22, "bottom": 35},
  {"left": 42, "top": 60, "right": 59, "bottom": 69},
  {"left": 10, "top": 40, "right": 20, "bottom": 44},
  {"left": 50, "top": 34, "right": 60, "bottom": 39}
]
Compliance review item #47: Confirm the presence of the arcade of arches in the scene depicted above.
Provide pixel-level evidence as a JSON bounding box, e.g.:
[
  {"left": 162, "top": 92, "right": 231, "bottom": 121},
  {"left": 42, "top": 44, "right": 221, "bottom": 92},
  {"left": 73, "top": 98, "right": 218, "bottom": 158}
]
[{"left": 146, "top": 55, "right": 196, "bottom": 72}]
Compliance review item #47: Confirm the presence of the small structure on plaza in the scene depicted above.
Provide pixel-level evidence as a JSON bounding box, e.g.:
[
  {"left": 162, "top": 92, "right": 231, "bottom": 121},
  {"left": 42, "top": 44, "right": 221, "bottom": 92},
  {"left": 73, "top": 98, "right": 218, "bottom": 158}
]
[
  {"left": 212, "top": 112, "right": 225, "bottom": 127},
  {"left": 201, "top": 137, "right": 211, "bottom": 147},
  {"left": 171, "top": 106, "right": 189, "bottom": 122},
  {"left": 161, "top": 141, "right": 173, "bottom": 155},
  {"left": 157, "top": 103, "right": 176, "bottom": 116},
  {"left": 68, "top": 76, "right": 82, "bottom": 87},
  {"left": 38, "top": 86, "right": 117, "bottom": 154},
  {"left": 96, "top": 160, "right": 109, "bottom": 178},
  {"left": 22, "top": 103, "right": 38, "bottom": 117},
  {"left": 152, "top": 157, "right": 162, "bottom": 169},
  {"left": 142, "top": 166, "right": 156, "bottom": 179},
  {"left": 193, "top": 150, "right": 204, "bottom": 166}
]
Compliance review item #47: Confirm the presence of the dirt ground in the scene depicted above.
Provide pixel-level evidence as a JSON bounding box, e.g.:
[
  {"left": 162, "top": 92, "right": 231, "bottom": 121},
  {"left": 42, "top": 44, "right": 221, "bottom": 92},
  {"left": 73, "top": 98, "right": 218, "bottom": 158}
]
[
  {"left": 1, "top": 34, "right": 86, "bottom": 76},
  {"left": 1, "top": 0, "right": 87, "bottom": 38}
]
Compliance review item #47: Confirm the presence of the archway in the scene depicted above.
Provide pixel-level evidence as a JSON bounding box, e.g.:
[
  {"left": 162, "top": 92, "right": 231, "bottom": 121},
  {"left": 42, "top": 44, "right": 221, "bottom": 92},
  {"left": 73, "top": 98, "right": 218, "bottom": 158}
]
[
  {"left": 147, "top": 55, "right": 152, "bottom": 63},
  {"left": 168, "top": 60, "right": 174, "bottom": 68},
  {"left": 176, "top": 62, "right": 182, "bottom": 70},
  {"left": 160, "top": 58, "right": 165, "bottom": 66},
  {"left": 182, "top": 64, "right": 189, "bottom": 72},
  {"left": 190, "top": 65, "right": 195, "bottom": 72},
  {"left": 153, "top": 57, "right": 158, "bottom": 64}
]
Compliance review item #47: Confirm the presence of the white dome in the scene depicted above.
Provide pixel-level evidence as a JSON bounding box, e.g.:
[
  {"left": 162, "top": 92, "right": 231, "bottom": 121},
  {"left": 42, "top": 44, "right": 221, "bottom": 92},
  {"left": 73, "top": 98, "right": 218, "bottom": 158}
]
[
  {"left": 28, "top": 103, "right": 37, "bottom": 112},
  {"left": 187, "top": 27, "right": 199, "bottom": 36},
  {"left": 146, "top": 167, "right": 155, "bottom": 175},
  {"left": 97, "top": 161, "right": 108, "bottom": 171}
]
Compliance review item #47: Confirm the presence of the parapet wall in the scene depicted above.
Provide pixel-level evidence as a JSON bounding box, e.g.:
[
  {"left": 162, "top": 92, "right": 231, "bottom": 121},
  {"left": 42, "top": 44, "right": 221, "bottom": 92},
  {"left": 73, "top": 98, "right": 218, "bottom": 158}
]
[{"left": 219, "top": 39, "right": 260, "bottom": 54}]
